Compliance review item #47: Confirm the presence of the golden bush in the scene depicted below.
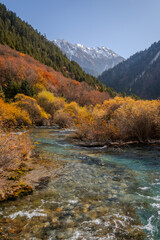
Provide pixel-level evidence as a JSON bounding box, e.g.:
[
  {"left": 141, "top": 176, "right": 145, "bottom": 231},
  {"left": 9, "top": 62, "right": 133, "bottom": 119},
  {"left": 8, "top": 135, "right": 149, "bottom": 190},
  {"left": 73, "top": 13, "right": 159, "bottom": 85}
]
[
  {"left": 0, "top": 98, "right": 31, "bottom": 127},
  {"left": 75, "top": 97, "right": 160, "bottom": 143},
  {"left": 113, "top": 99, "right": 160, "bottom": 142},
  {"left": 54, "top": 109, "right": 73, "bottom": 128},
  {"left": 37, "top": 90, "right": 65, "bottom": 119},
  {"left": 14, "top": 94, "right": 49, "bottom": 125}
]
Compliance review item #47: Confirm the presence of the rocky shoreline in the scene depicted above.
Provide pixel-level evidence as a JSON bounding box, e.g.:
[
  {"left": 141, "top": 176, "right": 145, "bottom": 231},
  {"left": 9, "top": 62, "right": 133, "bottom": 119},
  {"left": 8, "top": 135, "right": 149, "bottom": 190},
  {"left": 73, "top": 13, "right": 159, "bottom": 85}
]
[
  {"left": 74, "top": 139, "right": 160, "bottom": 148},
  {"left": 1, "top": 126, "right": 160, "bottom": 203},
  {"left": 0, "top": 151, "right": 63, "bottom": 202}
]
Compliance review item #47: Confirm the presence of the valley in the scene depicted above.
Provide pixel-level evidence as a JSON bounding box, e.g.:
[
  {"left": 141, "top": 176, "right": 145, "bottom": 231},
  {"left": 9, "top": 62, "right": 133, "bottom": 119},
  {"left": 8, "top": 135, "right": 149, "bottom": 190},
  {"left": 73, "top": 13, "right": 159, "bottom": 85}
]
[{"left": 0, "top": 2, "right": 160, "bottom": 240}]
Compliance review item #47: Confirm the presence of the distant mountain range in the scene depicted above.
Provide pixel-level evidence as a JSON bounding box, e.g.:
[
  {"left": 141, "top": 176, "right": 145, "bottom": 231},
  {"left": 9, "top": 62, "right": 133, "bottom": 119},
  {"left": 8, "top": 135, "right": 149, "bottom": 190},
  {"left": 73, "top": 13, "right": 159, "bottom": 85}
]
[
  {"left": 53, "top": 39, "right": 124, "bottom": 77},
  {"left": 99, "top": 41, "right": 160, "bottom": 99}
]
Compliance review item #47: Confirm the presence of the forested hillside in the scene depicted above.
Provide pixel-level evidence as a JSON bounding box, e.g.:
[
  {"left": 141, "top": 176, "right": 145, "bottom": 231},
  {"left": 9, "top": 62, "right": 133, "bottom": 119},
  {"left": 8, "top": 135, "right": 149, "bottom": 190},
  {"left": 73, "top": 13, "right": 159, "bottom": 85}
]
[
  {"left": 1, "top": 42, "right": 160, "bottom": 145},
  {"left": 99, "top": 41, "right": 160, "bottom": 99},
  {"left": 0, "top": 3, "right": 107, "bottom": 92},
  {"left": 0, "top": 44, "right": 110, "bottom": 106}
]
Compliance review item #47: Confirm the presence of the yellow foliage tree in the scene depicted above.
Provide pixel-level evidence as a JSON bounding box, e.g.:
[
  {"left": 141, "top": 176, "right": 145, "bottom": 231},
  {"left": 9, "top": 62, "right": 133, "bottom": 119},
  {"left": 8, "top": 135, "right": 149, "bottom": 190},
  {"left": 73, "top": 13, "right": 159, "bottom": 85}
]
[
  {"left": 54, "top": 102, "right": 80, "bottom": 128},
  {"left": 37, "top": 90, "right": 65, "bottom": 120},
  {"left": 0, "top": 98, "right": 31, "bottom": 127},
  {"left": 14, "top": 94, "right": 49, "bottom": 125}
]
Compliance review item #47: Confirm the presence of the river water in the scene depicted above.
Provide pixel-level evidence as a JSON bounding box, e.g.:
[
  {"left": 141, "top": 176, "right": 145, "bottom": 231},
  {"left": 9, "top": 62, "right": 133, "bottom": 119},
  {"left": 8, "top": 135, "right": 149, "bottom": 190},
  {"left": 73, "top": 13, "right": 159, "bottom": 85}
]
[{"left": 0, "top": 127, "right": 160, "bottom": 239}]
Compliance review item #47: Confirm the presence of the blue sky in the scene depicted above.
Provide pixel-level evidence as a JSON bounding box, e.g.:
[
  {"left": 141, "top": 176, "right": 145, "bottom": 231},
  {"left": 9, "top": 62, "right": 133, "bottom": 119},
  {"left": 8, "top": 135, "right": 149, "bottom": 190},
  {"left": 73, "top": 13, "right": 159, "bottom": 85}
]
[{"left": 1, "top": 0, "right": 160, "bottom": 58}]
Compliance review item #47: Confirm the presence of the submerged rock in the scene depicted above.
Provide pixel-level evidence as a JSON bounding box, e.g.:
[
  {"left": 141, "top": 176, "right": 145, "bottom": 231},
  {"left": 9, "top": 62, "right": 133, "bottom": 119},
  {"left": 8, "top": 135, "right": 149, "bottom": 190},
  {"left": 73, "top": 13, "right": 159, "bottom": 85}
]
[{"left": 35, "top": 176, "right": 51, "bottom": 190}]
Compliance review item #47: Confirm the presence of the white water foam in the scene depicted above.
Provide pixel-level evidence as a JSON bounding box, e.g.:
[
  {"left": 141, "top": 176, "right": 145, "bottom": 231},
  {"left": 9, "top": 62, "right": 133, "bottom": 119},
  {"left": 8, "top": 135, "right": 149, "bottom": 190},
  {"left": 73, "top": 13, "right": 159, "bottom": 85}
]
[
  {"left": 150, "top": 182, "right": 160, "bottom": 186},
  {"left": 70, "top": 231, "right": 84, "bottom": 240},
  {"left": 70, "top": 230, "right": 115, "bottom": 240},
  {"left": 8, "top": 209, "right": 47, "bottom": 220},
  {"left": 41, "top": 199, "right": 60, "bottom": 205},
  {"left": 151, "top": 203, "right": 160, "bottom": 209},
  {"left": 137, "top": 193, "right": 160, "bottom": 201},
  {"left": 113, "top": 213, "right": 133, "bottom": 221},
  {"left": 139, "top": 186, "right": 150, "bottom": 190},
  {"left": 68, "top": 199, "right": 78, "bottom": 204},
  {"left": 82, "top": 219, "right": 102, "bottom": 225},
  {"left": 140, "top": 215, "right": 154, "bottom": 236},
  {"left": 93, "top": 145, "right": 107, "bottom": 150}
]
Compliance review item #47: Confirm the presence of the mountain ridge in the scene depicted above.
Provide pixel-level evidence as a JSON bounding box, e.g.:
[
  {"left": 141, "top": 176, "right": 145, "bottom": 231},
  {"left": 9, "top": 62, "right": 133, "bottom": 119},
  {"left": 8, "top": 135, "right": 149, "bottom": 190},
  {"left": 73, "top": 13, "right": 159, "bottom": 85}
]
[
  {"left": 53, "top": 39, "right": 124, "bottom": 77},
  {"left": 99, "top": 41, "right": 160, "bottom": 99}
]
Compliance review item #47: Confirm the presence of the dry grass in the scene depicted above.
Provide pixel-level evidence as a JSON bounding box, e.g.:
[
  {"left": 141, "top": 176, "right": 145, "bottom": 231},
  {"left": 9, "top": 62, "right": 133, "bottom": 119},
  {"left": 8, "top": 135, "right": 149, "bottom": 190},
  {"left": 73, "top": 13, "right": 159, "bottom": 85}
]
[{"left": 0, "top": 128, "right": 32, "bottom": 169}]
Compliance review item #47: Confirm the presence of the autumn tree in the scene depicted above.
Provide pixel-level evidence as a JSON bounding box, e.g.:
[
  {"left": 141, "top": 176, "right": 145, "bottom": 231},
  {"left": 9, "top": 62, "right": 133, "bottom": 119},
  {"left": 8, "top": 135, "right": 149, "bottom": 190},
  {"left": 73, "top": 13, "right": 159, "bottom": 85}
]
[
  {"left": 14, "top": 94, "right": 49, "bottom": 125},
  {"left": 37, "top": 90, "right": 65, "bottom": 120},
  {"left": 0, "top": 98, "right": 31, "bottom": 127}
]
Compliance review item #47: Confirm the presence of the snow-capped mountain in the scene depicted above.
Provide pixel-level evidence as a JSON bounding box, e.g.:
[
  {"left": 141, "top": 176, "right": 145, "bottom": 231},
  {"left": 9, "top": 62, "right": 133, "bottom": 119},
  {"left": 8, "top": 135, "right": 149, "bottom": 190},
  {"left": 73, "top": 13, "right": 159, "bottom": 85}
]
[{"left": 53, "top": 39, "right": 124, "bottom": 77}]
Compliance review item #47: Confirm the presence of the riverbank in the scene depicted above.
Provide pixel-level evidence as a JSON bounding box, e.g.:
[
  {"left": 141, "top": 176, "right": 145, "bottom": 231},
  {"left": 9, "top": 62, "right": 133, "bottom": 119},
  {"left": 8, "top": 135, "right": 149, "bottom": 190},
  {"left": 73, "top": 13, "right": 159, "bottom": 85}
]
[
  {"left": 0, "top": 150, "right": 63, "bottom": 202},
  {"left": 1, "top": 125, "right": 160, "bottom": 202},
  {"left": 0, "top": 129, "right": 63, "bottom": 202},
  {"left": 69, "top": 132, "right": 160, "bottom": 148},
  {"left": 75, "top": 139, "right": 160, "bottom": 148}
]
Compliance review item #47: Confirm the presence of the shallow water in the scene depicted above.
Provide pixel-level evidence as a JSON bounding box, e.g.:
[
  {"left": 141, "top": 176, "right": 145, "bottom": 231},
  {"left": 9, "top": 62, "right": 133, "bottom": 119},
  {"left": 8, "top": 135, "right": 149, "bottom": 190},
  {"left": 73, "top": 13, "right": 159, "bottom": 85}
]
[{"left": 0, "top": 128, "right": 160, "bottom": 239}]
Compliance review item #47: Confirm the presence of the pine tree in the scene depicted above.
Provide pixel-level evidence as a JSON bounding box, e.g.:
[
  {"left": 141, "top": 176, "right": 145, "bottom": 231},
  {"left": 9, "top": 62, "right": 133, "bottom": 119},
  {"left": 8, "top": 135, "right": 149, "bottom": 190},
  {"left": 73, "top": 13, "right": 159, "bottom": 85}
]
[
  {"left": 21, "top": 79, "right": 34, "bottom": 97},
  {"left": 0, "top": 85, "right": 5, "bottom": 100}
]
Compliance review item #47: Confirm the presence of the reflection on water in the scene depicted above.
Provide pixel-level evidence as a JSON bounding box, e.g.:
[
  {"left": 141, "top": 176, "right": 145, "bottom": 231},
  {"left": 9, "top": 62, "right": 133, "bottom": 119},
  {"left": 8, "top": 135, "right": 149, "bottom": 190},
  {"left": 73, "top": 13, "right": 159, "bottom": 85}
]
[{"left": 0, "top": 128, "right": 160, "bottom": 239}]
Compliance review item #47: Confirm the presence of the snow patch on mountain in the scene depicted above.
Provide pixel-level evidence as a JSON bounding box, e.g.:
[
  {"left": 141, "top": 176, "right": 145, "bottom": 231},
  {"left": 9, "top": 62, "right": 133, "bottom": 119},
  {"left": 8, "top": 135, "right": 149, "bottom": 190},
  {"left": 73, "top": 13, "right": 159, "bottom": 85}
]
[
  {"left": 150, "top": 50, "right": 160, "bottom": 65},
  {"left": 53, "top": 39, "right": 124, "bottom": 76}
]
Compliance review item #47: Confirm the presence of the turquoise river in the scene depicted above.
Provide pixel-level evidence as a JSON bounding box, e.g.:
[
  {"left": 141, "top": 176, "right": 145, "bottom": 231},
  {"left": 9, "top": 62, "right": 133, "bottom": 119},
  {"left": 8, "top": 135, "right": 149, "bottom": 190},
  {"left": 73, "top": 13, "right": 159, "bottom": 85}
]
[{"left": 0, "top": 127, "right": 160, "bottom": 239}]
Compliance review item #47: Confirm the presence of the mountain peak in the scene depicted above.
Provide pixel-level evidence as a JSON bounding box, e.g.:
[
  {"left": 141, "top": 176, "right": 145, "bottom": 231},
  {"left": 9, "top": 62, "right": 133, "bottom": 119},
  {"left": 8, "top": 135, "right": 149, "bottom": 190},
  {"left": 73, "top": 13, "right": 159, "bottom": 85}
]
[
  {"left": 76, "top": 43, "right": 85, "bottom": 48},
  {"left": 53, "top": 39, "right": 124, "bottom": 77}
]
